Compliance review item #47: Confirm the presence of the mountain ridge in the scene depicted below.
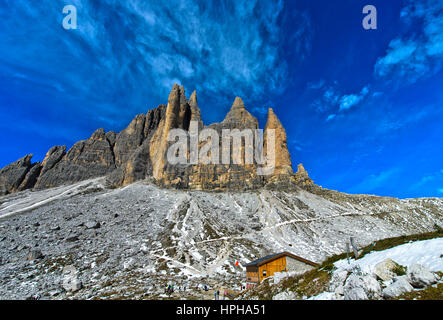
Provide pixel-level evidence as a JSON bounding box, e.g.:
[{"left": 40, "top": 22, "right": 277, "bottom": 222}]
[{"left": 0, "top": 84, "right": 313, "bottom": 195}]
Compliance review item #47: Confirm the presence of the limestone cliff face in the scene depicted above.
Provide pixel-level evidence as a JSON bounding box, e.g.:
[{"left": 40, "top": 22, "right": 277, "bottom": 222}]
[
  {"left": 0, "top": 84, "right": 314, "bottom": 194},
  {"left": 114, "top": 114, "right": 146, "bottom": 167},
  {"left": 264, "top": 108, "right": 293, "bottom": 178},
  {"left": 121, "top": 104, "right": 166, "bottom": 186},
  {"left": 35, "top": 128, "right": 116, "bottom": 189},
  {"left": 0, "top": 154, "right": 33, "bottom": 195},
  {"left": 149, "top": 84, "right": 193, "bottom": 183}
]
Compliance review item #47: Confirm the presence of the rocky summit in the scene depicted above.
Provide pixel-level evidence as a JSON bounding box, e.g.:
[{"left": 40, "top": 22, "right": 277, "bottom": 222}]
[{"left": 0, "top": 84, "right": 312, "bottom": 196}]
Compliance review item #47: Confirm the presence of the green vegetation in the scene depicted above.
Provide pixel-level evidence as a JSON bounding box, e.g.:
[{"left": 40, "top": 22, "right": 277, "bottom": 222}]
[
  {"left": 434, "top": 223, "right": 443, "bottom": 233},
  {"left": 392, "top": 264, "right": 406, "bottom": 276},
  {"left": 283, "top": 268, "right": 331, "bottom": 298}
]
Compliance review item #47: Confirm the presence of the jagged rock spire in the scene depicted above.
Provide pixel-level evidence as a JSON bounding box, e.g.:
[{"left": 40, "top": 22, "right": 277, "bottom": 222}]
[
  {"left": 150, "top": 84, "right": 192, "bottom": 180},
  {"left": 188, "top": 90, "right": 203, "bottom": 128},
  {"left": 222, "top": 96, "right": 258, "bottom": 129},
  {"left": 264, "top": 108, "right": 293, "bottom": 175},
  {"left": 165, "top": 84, "right": 191, "bottom": 130},
  {"left": 295, "top": 163, "right": 314, "bottom": 186},
  {"left": 231, "top": 97, "right": 245, "bottom": 110},
  {"left": 90, "top": 128, "right": 107, "bottom": 141}
]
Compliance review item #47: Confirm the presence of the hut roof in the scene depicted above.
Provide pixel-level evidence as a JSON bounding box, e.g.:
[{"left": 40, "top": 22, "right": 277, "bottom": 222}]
[{"left": 244, "top": 252, "right": 318, "bottom": 267}]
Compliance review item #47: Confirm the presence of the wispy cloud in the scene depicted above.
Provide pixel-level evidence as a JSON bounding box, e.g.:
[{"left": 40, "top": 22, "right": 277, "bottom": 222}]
[
  {"left": 375, "top": 0, "right": 443, "bottom": 83},
  {"left": 411, "top": 169, "right": 443, "bottom": 191},
  {"left": 0, "top": 0, "right": 313, "bottom": 128},
  {"left": 349, "top": 168, "right": 401, "bottom": 194},
  {"left": 119, "top": 0, "right": 311, "bottom": 99},
  {"left": 307, "top": 79, "right": 325, "bottom": 90},
  {"left": 312, "top": 84, "right": 370, "bottom": 116},
  {"left": 339, "top": 86, "right": 370, "bottom": 112}
]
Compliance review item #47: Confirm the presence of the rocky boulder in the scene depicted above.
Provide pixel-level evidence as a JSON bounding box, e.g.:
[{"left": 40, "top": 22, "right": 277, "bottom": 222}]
[
  {"left": 85, "top": 221, "right": 100, "bottom": 229},
  {"left": 27, "top": 249, "right": 44, "bottom": 261},
  {"left": 407, "top": 264, "right": 438, "bottom": 288},
  {"left": 329, "top": 269, "right": 349, "bottom": 295},
  {"left": 374, "top": 258, "right": 404, "bottom": 281},
  {"left": 344, "top": 287, "right": 368, "bottom": 300},
  {"left": 272, "top": 290, "right": 296, "bottom": 300},
  {"left": 382, "top": 275, "right": 414, "bottom": 298},
  {"left": 343, "top": 273, "right": 381, "bottom": 300}
]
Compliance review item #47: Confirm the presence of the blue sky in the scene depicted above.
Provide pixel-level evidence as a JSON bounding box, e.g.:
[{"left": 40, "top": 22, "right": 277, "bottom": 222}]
[{"left": 1, "top": 0, "right": 442, "bottom": 198}]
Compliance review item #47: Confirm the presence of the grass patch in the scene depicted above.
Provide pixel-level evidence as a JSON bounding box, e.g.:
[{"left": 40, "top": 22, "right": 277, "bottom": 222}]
[
  {"left": 284, "top": 268, "right": 331, "bottom": 298},
  {"left": 392, "top": 264, "right": 407, "bottom": 276}
]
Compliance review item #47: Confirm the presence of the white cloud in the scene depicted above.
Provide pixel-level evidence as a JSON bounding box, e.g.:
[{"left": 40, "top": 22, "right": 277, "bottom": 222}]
[
  {"left": 312, "top": 84, "right": 370, "bottom": 114},
  {"left": 339, "top": 94, "right": 364, "bottom": 112},
  {"left": 338, "top": 86, "right": 370, "bottom": 112},
  {"left": 375, "top": 0, "right": 443, "bottom": 83}
]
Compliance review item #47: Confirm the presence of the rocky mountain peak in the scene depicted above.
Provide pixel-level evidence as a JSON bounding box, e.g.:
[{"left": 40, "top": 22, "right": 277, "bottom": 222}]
[
  {"left": 1, "top": 84, "right": 311, "bottom": 194},
  {"left": 189, "top": 90, "right": 198, "bottom": 107},
  {"left": 222, "top": 97, "right": 258, "bottom": 129},
  {"left": 168, "top": 83, "right": 188, "bottom": 108},
  {"left": 232, "top": 97, "right": 245, "bottom": 109},
  {"left": 90, "top": 128, "right": 107, "bottom": 141},
  {"left": 295, "top": 163, "right": 314, "bottom": 186}
]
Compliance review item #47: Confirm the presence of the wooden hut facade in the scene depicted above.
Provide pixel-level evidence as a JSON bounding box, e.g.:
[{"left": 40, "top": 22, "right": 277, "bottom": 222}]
[{"left": 245, "top": 252, "right": 318, "bottom": 288}]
